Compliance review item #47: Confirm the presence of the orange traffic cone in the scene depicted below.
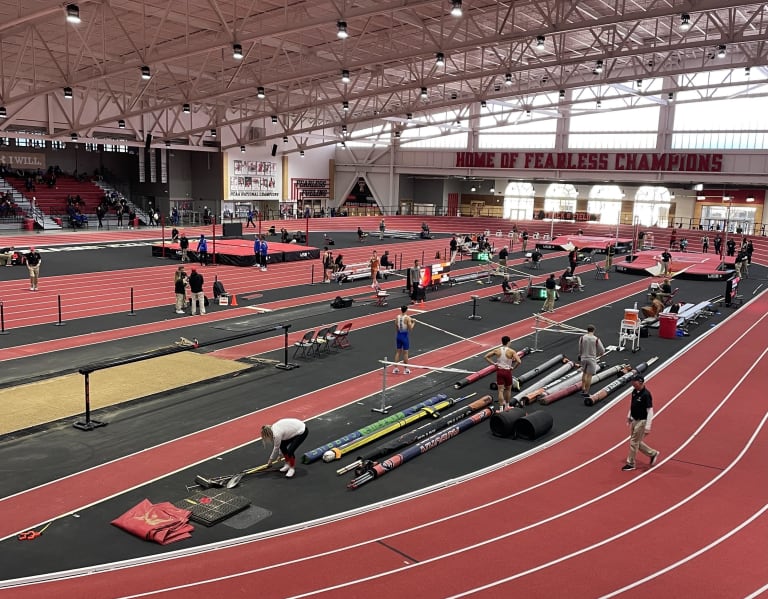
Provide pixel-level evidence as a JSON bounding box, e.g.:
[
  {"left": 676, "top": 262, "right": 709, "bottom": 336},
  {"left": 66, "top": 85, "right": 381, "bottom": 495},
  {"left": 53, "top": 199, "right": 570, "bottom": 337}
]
[{"left": 230, "top": 293, "right": 238, "bottom": 306}]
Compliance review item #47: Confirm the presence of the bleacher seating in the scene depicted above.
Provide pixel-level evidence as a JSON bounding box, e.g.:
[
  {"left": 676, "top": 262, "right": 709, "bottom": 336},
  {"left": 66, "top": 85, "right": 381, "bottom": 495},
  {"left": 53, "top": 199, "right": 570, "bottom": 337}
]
[{"left": 6, "top": 175, "right": 105, "bottom": 220}]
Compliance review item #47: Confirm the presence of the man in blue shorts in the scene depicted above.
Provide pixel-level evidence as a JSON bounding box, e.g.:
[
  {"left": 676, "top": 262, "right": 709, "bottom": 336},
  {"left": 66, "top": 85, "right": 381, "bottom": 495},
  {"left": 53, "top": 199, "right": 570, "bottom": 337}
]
[{"left": 392, "top": 305, "right": 415, "bottom": 374}]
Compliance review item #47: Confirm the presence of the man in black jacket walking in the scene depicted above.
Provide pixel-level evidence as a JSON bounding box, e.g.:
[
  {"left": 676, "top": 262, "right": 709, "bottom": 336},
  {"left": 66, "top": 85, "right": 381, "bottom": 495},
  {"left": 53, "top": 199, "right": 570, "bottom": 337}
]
[{"left": 188, "top": 268, "right": 206, "bottom": 315}]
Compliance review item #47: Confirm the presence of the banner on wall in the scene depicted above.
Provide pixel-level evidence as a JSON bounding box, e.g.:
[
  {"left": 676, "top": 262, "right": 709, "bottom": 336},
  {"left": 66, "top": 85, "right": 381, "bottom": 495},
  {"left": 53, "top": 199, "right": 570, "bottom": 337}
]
[
  {"left": 229, "top": 159, "right": 279, "bottom": 199},
  {"left": 0, "top": 151, "right": 46, "bottom": 170},
  {"left": 343, "top": 177, "right": 377, "bottom": 206},
  {"left": 291, "top": 178, "right": 330, "bottom": 202},
  {"left": 455, "top": 151, "right": 724, "bottom": 173}
]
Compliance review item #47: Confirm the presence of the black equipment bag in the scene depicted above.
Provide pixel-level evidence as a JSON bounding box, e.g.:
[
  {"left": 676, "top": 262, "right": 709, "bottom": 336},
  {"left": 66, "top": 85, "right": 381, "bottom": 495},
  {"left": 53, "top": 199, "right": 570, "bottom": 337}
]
[
  {"left": 331, "top": 296, "right": 353, "bottom": 309},
  {"left": 213, "top": 280, "right": 226, "bottom": 298}
]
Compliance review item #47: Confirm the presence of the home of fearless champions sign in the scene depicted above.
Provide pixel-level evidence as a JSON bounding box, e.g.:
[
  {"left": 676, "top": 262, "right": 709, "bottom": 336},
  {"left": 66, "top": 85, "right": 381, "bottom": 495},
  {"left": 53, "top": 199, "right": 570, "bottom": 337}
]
[{"left": 455, "top": 152, "right": 723, "bottom": 172}]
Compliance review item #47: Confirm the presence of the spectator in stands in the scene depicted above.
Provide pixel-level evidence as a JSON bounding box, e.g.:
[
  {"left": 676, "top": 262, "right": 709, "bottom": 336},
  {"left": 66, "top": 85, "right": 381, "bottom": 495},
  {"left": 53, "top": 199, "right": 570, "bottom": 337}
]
[
  {"left": 0, "top": 246, "right": 15, "bottom": 267},
  {"left": 701, "top": 235, "right": 710, "bottom": 253},
  {"left": 380, "top": 250, "right": 394, "bottom": 271},
  {"left": 203, "top": 206, "right": 212, "bottom": 225},
  {"left": 95, "top": 204, "right": 106, "bottom": 228},
  {"left": 188, "top": 268, "right": 206, "bottom": 315},
  {"left": 115, "top": 203, "right": 124, "bottom": 228},
  {"left": 171, "top": 206, "right": 180, "bottom": 226},
  {"left": 726, "top": 238, "right": 736, "bottom": 257},
  {"left": 263, "top": 418, "right": 308, "bottom": 479},
  {"left": 280, "top": 228, "right": 289, "bottom": 243},
  {"left": 128, "top": 208, "right": 137, "bottom": 228},
  {"left": 197, "top": 234, "right": 209, "bottom": 266},
  {"left": 173, "top": 266, "right": 188, "bottom": 314},
  {"left": 714, "top": 234, "right": 722, "bottom": 256},
  {"left": 179, "top": 232, "right": 189, "bottom": 262},
  {"left": 679, "top": 237, "right": 688, "bottom": 252},
  {"left": 25, "top": 246, "right": 42, "bottom": 291}
]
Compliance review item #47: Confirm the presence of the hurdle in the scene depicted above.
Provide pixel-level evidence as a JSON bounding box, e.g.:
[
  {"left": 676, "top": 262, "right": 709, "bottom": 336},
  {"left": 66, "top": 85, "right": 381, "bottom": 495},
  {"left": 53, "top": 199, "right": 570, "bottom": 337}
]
[{"left": 376, "top": 358, "right": 475, "bottom": 414}]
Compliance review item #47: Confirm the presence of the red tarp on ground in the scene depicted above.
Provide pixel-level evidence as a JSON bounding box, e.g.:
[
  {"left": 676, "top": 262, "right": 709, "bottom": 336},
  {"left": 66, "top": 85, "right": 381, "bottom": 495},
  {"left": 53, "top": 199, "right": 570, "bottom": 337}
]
[{"left": 111, "top": 499, "right": 193, "bottom": 545}]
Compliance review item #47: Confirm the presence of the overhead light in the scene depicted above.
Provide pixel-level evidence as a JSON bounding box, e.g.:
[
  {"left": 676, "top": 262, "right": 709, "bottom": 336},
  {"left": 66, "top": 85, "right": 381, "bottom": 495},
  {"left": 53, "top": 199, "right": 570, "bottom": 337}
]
[
  {"left": 670, "top": 192, "right": 676, "bottom": 200},
  {"left": 341, "top": 124, "right": 348, "bottom": 134},
  {"left": 596, "top": 99, "right": 602, "bottom": 109},
  {"left": 745, "top": 66, "right": 751, "bottom": 77},
  {"left": 165, "top": 141, "right": 171, "bottom": 148},
  {"left": 257, "top": 86, "right": 265, "bottom": 99},
  {"left": 420, "top": 86, "right": 428, "bottom": 99},
  {"left": 450, "top": 0, "right": 462, "bottom": 17},
  {"left": 340, "top": 141, "right": 346, "bottom": 148},
  {"left": 0, "top": 107, "right": 6, "bottom": 118},
  {"left": 535, "top": 35, "right": 545, "bottom": 50},
  {"left": 470, "top": 186, "right": 476, "bottom": 192},
  {"left": 240, "top": 145, "right": 246, "bottom": 153},
  {"left": 70, "top": 132, "right": 78, "bottom": 140},
  {"left": 283, "top": 135, "right": 289, "bottom": 143},
  {"left": 723, "top": 194, "right": 732, "bottom": 201},
  {"left": 692, "top": 183, "right": 703, "bottom": 191},
  {"left": 450, "top": 91, "right": 458, "bottom": 100},
  {"left": 505, "top": 73, "right": 513, "bottom": 85},
  {"left": 118, "top": 119, "right": 125, "bottom": 128},
  {"left": 65, "top": 4, "right": 81, "bottom": 24},
  {"left": 746, "top": 195, "right": 755, "bottom": 202},
  {"left": 299, "top": 150, "right": 305, "bottom": 157},
  {"left": 141, "top": 65, "right": 151, "bottom": 80},
  {"left": 342, "top": 100, "right": 349, "bottom": 111},
  {"left": 636, "top": 79, "right": 643, "bottom": 89},
  {"left": 667, "top": 92, "right": 675, "bottom": 102},
  {"left": 271, "top": 115, "right": 278, "bottom": 123},
  {"left": 594, "top": 59, "right": 603, "bottom": 74},
  {"left": 480, "top": 100, "right": 487, "bottom": 108},
  {"left": 525, "top": 109, "right": 531, "bottom": 117},
  {"left": 394, "top": 130, "right": 401, "bottom": 138},
  {"left": 717, "top": 45, "right": 726, "bottom": 58},
  {"left": 406, "top": 113, "right": 413, "bottom": 120},
  {"left": 233, "top": 43, "right": 243, "bottom": 60},
  {"left": 559, "top": 89, "right": 566, "bottom": 100},
  {"left": 336, "top": 21, "right": 348, "bottom": 39},
  {"left": 490, "top": 187, "right": 495, "bottom": 193},
  {"left": 183, "top": 103, "right": 190, "bottom": 114},
  {"left": 341, "top": 69, "right": 350, "bottom": 83},
  {"left": 679, "top": 13, "right": 691, "bottom": 32},
  {"left": 436, "top": 52, "right": 445, "bottom": 66},
  {"left": 63, "top": 87, "right": 73, "bottom": 99},
  {"left": 210, "top": 128, "right": 217, "bottom": 137},
  {"left": 696, "top": 195, "right": 706, "bottom": 200}
]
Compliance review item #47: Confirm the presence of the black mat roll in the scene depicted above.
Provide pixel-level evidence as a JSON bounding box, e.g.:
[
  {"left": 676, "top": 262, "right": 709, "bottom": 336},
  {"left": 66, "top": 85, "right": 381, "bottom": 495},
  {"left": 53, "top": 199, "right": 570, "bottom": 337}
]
[
  {"left": 489, "top": 408, "right": 526, "bottom": 437},
  {"left": 514, "top": 410, "right": 554, "bottom": 440}
]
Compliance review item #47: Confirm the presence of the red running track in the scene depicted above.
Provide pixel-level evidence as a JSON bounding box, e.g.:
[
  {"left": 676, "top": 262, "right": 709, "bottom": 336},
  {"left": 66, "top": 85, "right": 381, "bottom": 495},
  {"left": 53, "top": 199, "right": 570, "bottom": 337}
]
[{"left": 0, "top": 288, "right": 765, "bottom": 597}]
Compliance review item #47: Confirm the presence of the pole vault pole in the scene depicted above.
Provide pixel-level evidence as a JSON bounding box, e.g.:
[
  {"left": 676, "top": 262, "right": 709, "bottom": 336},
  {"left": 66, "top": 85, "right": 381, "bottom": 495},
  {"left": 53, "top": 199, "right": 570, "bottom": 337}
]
[{"left": 412, "top": 318, "right": 486, "bottom": 346}]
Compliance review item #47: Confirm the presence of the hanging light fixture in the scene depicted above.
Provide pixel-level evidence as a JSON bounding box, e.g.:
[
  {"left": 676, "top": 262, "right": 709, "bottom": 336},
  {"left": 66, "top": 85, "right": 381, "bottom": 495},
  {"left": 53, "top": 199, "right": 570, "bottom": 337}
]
[
  {"left": 183, "top": 103, "right": 190, "bottom": 114},
  {"left": 679, "top": 13, "right": 691, "bottom": 32},
  {"left": 65, "top": 4, "right": 81, "bottom": 24},
  {"left": 257, "top": 86, "right": 265, "bottom": 99},
  {"left": 70, "top": 132, "right": 78, "bottom": 140},
  {"left": 283, "top": 135, "right": 289, "bottom": 143},
  {"left": 668, "top": 92, "right": 675, "bottom": 102},
  {"left": 341, "top": 69, "right": 350, "bottom": 83},
  {"left": 240, "top": 145, "right": 246, "bottom": 153},
  {"left": 0, "top": 107, "right": 6, "bottom": 118},
  {"left": 535, "top": 35, "right": 545, "bottom": 50},
  {"left": 341, "top": 124, "right": 348, "bottom": 134},
  {"left": 450, "top": 0, "right": 462, "bottom": 17},
  {"left": 480, "top": 100, "right": 487, "bottom": 108},
  {"left": 342, "top": 100, "right": 349, "bottom": 111},
  {"left": 118, "top": 119, "right": 125, "bottom": 128},
  {"left": 559, "top": 89, "right": 566, "bottom": 100},
  {"left": 271, "top": 115, "right": 278, "bottom": 123},
  {"left": 745, "top": 66, "right": 751, "bottom": 77},
  {"left": 141, "top": 65, "right": 151, "bottom": 80},
  {"left": 394, "top": 130, "right": 401, "bottom": 138},
  {"left": 233, "top": 43, "right": 243, "bottom": 60},
  {"left": 299, "top": 150, "right": 305, "bottom": 157},
  {"left": 420, "top": 86, "right": 428, "bottom": 99},
  {"left": 436, "top": 52, "right": 445, "bottom": 66},
  {"left": 63, "top": 87, "right": 73, "bottom": 99},
  {"left": 165, "top": 141, "right": 171, "bottom": 148},
  {"left": 636, "top": 79, "right": 643, "bottom": 89},
  {"left": 210, "top": 128, "right": 217, "bottom": 137},
  {"left": 717, "top": 45, "right": 726, "bottom": 58},
  {"left": 593, "top": 59, "right": 603, "bottom": 74},
  {"left": 406, "top": 113, "right": 413, "bottom": 120},
  {"left": 596, "top": 99, "right": 602, "bottom": 109},
  {"left": 505, "top": 73, "right": 513, "bottom": 85},
  {"left": 336, "top": 21, "right": 348, "bottom": 39}
]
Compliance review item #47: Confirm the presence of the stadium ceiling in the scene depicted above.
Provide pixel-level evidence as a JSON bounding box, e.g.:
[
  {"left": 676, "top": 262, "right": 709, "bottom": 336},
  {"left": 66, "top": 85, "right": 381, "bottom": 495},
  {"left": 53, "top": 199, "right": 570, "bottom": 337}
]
[{"left": 0, "top": 0, "right": 767, "bottom": 152}]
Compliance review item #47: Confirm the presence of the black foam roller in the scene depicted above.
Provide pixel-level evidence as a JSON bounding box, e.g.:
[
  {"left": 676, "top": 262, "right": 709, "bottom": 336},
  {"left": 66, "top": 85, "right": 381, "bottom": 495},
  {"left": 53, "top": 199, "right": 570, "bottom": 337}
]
[
  {"left": 514, "top": 410, "right": 554, "bottom": 440},
  {"left": 489, "top": 408, "right": 526, "bottom": 437}
]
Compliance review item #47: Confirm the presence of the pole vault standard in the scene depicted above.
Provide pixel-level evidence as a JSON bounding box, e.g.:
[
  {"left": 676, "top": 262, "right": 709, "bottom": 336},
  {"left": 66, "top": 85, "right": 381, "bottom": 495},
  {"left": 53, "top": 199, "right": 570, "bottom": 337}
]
[{"left": 376, "top": 359, "right": 475, "bottom": 414}]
